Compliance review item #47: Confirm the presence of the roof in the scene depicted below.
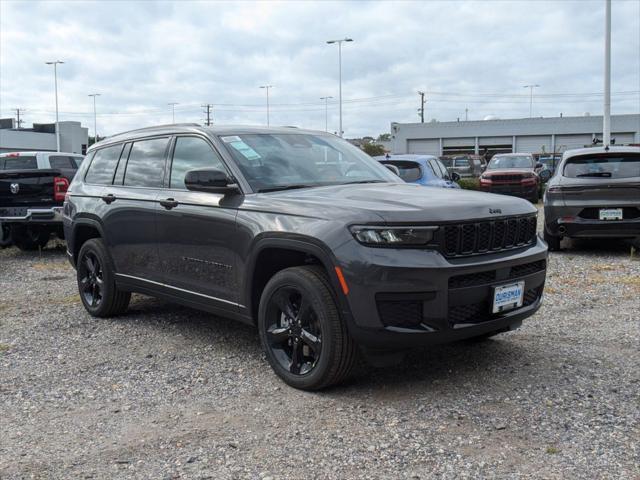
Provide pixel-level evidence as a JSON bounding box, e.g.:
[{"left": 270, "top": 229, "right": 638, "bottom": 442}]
[
  {"left": 94, "top": 124, "right": 330, "bottom": 150},
  {"left": 0, "top": 151, "right": 83, "bottom": 157},
  {"left": 492, "top": 152, "right": 534, "bottom": 157},
  {"left": 373, "top": 154, "right": 437, "bottom": 161},
  {"left": 562, "top": 145, "right": 640, "bottom": 159}
]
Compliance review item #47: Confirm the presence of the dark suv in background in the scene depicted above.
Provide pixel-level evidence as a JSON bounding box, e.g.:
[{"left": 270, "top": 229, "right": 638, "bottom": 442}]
[{"left": 64, "top": 124, "right": 548, "bottom": 390}]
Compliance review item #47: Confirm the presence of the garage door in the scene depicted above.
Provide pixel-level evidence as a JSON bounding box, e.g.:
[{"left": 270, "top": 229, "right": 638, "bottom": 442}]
[
  {"left": 611, "top": 132, "right": 635, "bottom": 145},
  {"left": 515, "top": 135, "right": 552, "bottom": 154},
  {"left": 407, "top": 139, "right": 439, "bottom": 155},
  {"left": 556, "top": 134, "right": 593, "bottom": 151},
  {"left": 443, "top": 138, "right": 474, "bottom": 147},
  {"left": 479, "top": 136, "right": 512, "bottom": 146}
]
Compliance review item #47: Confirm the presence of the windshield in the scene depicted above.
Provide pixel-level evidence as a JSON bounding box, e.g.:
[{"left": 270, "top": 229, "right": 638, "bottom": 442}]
[
  {"left": 488, "top": 155, "right": 533, "bottom": 169},
  {"left": 563, "top": 154, "right": 640, "bottom": 179},
  {"left": 219, "top": 133, "right": 397, "bottom": 191}
]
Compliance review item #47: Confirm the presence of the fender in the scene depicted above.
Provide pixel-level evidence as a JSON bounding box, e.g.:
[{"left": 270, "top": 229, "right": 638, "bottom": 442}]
[
  {"left": 243, "top": 233, "right": 352, "bottom": 321},
  {"left": 68, "top": 214, "right": 106, "bottom": 264}
]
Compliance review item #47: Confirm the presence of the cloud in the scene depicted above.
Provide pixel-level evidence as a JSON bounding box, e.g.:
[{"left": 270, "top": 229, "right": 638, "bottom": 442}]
[{"left": 1, "top": 0, "right": 638, "bottom": 138}]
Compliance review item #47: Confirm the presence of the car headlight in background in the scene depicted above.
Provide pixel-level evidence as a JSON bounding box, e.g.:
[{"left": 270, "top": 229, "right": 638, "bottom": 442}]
[{"left": 350, "top": 226, "right": 438, "bottom": 246}]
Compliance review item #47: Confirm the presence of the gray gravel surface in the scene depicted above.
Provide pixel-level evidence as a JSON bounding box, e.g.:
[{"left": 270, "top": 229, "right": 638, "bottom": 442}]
[{"left": 1, "top": 221, "right": 639, "bottom": 479}]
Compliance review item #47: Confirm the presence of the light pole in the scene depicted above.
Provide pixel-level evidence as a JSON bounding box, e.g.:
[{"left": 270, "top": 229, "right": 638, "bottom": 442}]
[
  {"left": 603, "top": 0, "right": 611, "bottom": 147},
  {"left": 326, "top": 37, "right": 353, "bottom": 137},
  {"left": 168, "top": 102, "right": 179, "bottom": 123},
  {"left": 523, "top": 84, "right": 540, "bottom": 118},
  {"left": 88, "top": 94, "right": 101, "bottom": 144},
  {"left": 45, "top": 60, "right": 64, "bottom": 152},
  {"left": 259, "top": 85, "right": 272, "bottom": 126},
  {"left": 320, "top": 96, "right": 333, "bottom": 131}
]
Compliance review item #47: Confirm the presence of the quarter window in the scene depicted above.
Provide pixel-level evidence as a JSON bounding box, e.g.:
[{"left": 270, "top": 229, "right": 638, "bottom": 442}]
[
  {"left": 170, "top": 137, "right": 226, "bottom": 189},
  {"left": 123, "top": 138, "right": 169, "bottom": 188},
  {"left": 85, "top": 145, "right": 123, "bottom": 184}
]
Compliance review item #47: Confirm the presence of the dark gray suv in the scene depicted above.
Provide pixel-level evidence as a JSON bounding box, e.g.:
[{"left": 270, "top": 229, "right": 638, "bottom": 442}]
[{"left": 64, "top": 124, "right": 548, "bottom": 390}]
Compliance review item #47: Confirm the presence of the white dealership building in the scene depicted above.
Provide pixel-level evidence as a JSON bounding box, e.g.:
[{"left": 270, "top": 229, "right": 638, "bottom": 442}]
[
  {"left": 390, "top": 113, "right": 640, "bottom": 157},
  {"left": 0, "top": 119, "right": 88, "bottom": 154}
]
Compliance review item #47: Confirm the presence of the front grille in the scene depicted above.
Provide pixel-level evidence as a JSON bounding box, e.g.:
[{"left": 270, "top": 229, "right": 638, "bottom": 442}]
[
  {"left": 377, "top": 300, "right": 423, "bottom": 328},
  {"left": 578, "top": 207, "right": 640, "bottom": 220},
  {"left": 489, "top": 174, "right": 524, "bottom": 182},
  {"left": 448, "top": 259, "right": 546, "bottom": 289},
  {"left": 448, "top": 287, "right": 541, "bottom": 325},
  {"left": 442, "top": 215, "right": 537, "bottom": 258}
]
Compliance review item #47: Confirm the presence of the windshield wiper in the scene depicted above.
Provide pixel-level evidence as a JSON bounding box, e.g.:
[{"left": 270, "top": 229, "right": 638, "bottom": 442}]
[
  {"left": 340, "top": 180, "right": 388, "bottom": 185},
  {"left": 575, "top": 172, "right": 612, "bottom": 178},
  {"left": 257, "top": 184, "right": 315, "bottom": 193}
]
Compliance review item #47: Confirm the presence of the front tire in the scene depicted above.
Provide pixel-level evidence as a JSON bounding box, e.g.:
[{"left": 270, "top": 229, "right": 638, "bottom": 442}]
[
  {"left": 0, "top": 222, "right": 11, "bottom": 248},
  {"left": 258, "top": 265, "right": 357, "bottom": 390},
  {"left": 544, "top": 228, "right": 561, "bottom": 251},
  {"left": 77, "top": 238, "right": 131, "bottom": 317}
]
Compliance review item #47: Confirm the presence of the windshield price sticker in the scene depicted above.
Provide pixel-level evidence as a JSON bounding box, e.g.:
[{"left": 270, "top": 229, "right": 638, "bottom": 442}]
[{"left": 229, "top": 140, "right": 262, "bottom": 161}]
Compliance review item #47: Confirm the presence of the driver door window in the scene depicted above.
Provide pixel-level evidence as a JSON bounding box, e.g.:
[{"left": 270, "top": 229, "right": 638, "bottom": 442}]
[{"left": 170, "top": 137, "right": 227, "bottom": 189}]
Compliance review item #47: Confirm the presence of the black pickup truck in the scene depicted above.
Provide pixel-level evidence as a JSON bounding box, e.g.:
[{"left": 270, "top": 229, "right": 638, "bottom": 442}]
[{"left": 0, "top": 152, "right": 82, "bottom": 250}]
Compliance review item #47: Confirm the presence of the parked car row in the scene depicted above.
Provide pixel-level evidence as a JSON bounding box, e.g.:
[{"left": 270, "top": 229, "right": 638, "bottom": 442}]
[{"left": 2, "top": 124, "right": 638, "bottom": 391}]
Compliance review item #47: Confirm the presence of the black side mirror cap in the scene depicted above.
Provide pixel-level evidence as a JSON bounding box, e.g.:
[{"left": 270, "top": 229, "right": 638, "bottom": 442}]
[
  {"left": 185, "top": 169, "right": 240, "bottom": 194},
  {"left": 451, "top": 172, "right": 461, "bottom": 182},
  {"left": 535, "top": 163, "right": 544, "bottom": 169}
]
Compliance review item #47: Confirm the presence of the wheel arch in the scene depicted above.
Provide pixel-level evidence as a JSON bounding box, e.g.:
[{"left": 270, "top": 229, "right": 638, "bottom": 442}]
[
  {"left": 70, "top": 216, "right": 105, "bottom": 265},
  {"left": 244, "top": 235, "right": 349, "bottom": 325}
]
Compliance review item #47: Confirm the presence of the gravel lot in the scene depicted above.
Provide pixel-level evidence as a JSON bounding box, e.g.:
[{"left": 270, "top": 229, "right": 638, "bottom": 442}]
[{"left": 1, "top": 213, "right": 639, "bottom": 479}]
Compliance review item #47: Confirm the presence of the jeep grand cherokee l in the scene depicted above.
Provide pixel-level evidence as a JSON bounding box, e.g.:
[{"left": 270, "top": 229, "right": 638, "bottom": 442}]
[
  {"left": 479, "top": 153, "right": 550, "bottom": 203},
  {"left": 64, "top": 124, "right": 548, "bottom": 390}
]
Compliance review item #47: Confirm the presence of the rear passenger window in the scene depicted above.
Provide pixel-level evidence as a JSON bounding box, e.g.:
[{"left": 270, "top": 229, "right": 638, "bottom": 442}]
[
  {"left": 2, "top": 156, "right": 37, "bottom": 170},
  {"left": 124, "top": 138, "right": 169, "bottom": 188},
  {"left": 170, "top": 137, "right": 227, "bottom": 189},
  {"left": 49, "top": 156, "right": 77, "bottom": 170},
  {"left": 85, "top": 145, "right": 123, "bottom": 184}
]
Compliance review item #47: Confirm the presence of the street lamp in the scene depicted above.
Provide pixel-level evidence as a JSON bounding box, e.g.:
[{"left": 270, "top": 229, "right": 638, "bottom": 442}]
[
  {"left": 168, "top": 102, "right": 179, "bottom": 123},
  {"left": 45, "top": 60, "right": 64, "bottom": 152},
  {"left": 88, "top": 94, "right": 101, "bottom": 144},
  {"left": 320, "top": 96, "right": 333, "bottom": 132},
  {"left": 523, "top": 84, "right": 540, "bottom": 118},
  {"left": 259, "top": 85, "right": 273, "bottom": 126},
  {"left": 326, "top": 37, "right": 353, "bottom": 137}
]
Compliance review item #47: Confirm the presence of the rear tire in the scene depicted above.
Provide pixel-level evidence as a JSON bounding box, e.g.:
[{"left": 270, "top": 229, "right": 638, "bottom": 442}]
[
  {"left": 77, "top": 238, "right": 131, "bottom": 317},
  {"left": 258, "top": 265, "right": 357, "bottom": 390},
  {"left": 10, "top": 225, "right": 51, "bottom": 251},
  {"left": 544, "top": 228, "right": 561, "bottom": 251},
  {"left": 0, "top": 222, "right": 11, "bottom": 248}
]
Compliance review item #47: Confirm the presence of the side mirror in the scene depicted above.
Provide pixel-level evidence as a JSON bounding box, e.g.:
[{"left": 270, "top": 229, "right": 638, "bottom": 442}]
[
  {"left": 383, "top": 164, "right": 401, "bottom": 176},
  {"left": 185, "top": 169, "right": 239, "bottom": 194},
  {"left": 539, "top": 169, "right": 552, "bottom": 182},
  {"left": 451, "top": 171, "right": 461, "bottom": 182},
  {"left": 535, "top": 162, "right": 544, "bottom": 169}
]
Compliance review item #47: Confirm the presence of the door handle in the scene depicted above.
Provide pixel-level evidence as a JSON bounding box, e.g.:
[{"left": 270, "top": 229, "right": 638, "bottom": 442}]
[
  {"left": 160, "top": 198, "right": 179, "bottom": 210},
  {"left": 101, "top": 194, "right": 116, "bottom": 204}
]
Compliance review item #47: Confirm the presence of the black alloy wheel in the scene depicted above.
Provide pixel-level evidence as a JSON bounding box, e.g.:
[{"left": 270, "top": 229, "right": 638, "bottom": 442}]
[
  {"left": 265, "top": 286, "right": 323, "bottom": 375},
  {"left": 76, "top": 238, "right": 131, "bottom": 317},
  {"left": 78, "top": 251, "right": 104, "bottom": 309},
  {"left": 258, "top": 266, "right": 357, "bottom": 390}
]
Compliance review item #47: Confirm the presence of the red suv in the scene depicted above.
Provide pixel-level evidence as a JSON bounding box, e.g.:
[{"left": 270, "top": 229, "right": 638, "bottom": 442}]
[{"left": 479, "top": 153, "right": 550, "bottom": 203}]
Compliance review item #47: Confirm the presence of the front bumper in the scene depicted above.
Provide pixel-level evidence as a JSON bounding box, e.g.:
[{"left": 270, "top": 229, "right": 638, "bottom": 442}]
[
  {"left": 480, "top": 184, "right": 538, "bottom": 198},
  {"left": 0, "top": 206, "right": 64, "bottom": 224},
  {"left": 334, "top": 237, "right": 548, "bottom": 349}
]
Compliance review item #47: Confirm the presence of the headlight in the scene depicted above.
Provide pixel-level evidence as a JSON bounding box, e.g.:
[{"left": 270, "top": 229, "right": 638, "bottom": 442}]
[{"left": 350, "top": 226, "right": 438, "bottom": 246}]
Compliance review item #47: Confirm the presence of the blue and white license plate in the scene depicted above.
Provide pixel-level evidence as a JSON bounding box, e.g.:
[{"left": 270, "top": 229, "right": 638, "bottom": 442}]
[
  {"left": 492, "top": 281, "right": 525, "bottom": 313},
  {"left": 599, "top": 208, "right": 623, "bottom": 221}
]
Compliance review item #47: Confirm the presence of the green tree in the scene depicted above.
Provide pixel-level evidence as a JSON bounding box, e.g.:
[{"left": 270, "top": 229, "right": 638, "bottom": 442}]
[
  {"left": 377, "top": 133, "right": 391, "bottom": 141},
  {"left": 362, "top": 143, "right": 385, "bottom": 156}
]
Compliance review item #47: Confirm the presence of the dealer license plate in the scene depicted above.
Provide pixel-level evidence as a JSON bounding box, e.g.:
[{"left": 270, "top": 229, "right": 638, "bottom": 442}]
[
  {"left": 492, "top": 281, "right": 525, "bottom": 313},
  {"left": 599, "top": 208, "right": 623, "bottom": 221}
]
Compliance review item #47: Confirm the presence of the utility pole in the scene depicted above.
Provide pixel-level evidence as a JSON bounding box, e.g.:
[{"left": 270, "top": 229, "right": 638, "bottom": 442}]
[
  {"left": 88, "top": 94, "right": 101, "bottom": 143},
  {"left": 418, "top": 91, "right": 425, "bottom": 123},
  {"left": 168, "top": 102, "right": 179, "bottom": 123},
  {"left": 523, "top": 84, "right": 540, "bottom": 118},
  {"left": 465, "top": 107, "right": 469, "bottom": 121},
  {"left": 326, "top": 37, "right": 353, "bottom": 137},
  {"left": 603, "top": 0, "right": 611, "bottom": 147},
  {"left": 13, "top": 108, "right": 24, "bottom": 129},
  {"left": 202, "top": 104, "right": 213, "bottom": 126},
  {"left": 320, "top": 96, "right": 333, "bottom": 131},
  {"left": 259, "top": 85, "right": 273, "bottom": 126},
  {"left": 45, "top": 60, "right": 64, "bottom": 152}
]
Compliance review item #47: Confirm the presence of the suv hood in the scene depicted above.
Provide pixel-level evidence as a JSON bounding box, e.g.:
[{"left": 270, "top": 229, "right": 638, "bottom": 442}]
[
  {"left": 245, "top": 182, "right": 536, "bottom": 223},
  {"left": 484, "top": 168, "right": 534, "bottom": 176}
]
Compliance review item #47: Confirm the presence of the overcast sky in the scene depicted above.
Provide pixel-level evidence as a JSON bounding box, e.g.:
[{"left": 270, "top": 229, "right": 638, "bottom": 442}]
[{"left": 1, "top": 0, "right": 638, "bottom": 138}]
